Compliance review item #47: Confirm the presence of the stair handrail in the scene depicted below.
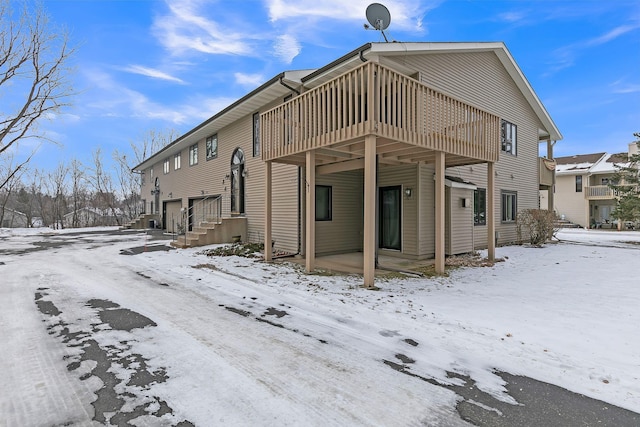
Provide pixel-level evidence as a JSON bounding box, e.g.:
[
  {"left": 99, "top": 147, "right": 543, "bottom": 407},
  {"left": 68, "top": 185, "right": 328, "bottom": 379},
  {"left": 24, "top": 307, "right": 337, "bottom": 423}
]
[{"left": 180, "top": 195, "right": 222, "bottom": 235}]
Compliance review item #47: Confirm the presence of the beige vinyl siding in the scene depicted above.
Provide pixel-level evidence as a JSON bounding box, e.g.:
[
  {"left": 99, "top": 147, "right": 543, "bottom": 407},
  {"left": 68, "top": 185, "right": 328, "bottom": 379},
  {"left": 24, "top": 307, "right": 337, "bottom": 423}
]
[
  {"left": 378, "top": 164, "right": 419, "bottom": 257},
  {"left": 163, "top": 200, "right": 182, "bottom": 233},
  {"left": 390, "top": 52, "right": 543, "bottom": 246},
  {"left": 142, "top": 100, "right": 300, "bottom": 253},
  {"left": 246, "top": 162, "right": 299, "bottom": 253},
  {"left": 418, "top": 164, "right": 435, "bottom": 258},
  {"left": 555, "top": 173, "right": 589, "bottom": 227},
  {"left": 314, "top": 170, "right": 363, "bottom": 255},
  {"left": 445, "top": 187, "right": 475, "bottom": 255}
]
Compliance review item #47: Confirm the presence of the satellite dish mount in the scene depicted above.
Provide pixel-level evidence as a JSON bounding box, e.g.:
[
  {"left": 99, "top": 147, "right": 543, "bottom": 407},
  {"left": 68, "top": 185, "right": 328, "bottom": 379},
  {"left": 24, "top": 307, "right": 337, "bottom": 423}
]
[{"left": 365, "top": 3, "right": 391, "bottom": 42}]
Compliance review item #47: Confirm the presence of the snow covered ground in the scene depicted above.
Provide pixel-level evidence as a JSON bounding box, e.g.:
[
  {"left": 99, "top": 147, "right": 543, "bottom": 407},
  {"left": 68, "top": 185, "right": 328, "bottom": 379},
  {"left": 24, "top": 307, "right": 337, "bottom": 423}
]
[{"left": 1, "top": 226, "right": 638, "bottom": 426}]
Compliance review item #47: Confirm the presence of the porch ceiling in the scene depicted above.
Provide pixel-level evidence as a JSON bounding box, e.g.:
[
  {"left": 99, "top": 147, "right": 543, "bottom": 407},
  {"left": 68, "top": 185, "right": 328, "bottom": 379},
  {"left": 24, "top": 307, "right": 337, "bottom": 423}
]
[{"left": 269, "top": 136, "right": 490, "bottom": 172}]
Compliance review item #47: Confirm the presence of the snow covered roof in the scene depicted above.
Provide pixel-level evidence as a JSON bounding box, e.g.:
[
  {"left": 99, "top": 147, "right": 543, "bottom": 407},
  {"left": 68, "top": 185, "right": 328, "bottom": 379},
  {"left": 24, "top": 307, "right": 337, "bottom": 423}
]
[
  {"left": 554, "top": 153, "right": 605, "bottom": 174},
  {"left": 590, "top": 152, "right": 630, "bottom": 174},
  {"left": 555, "top": 151, "right": 631, "bottom": 175}
]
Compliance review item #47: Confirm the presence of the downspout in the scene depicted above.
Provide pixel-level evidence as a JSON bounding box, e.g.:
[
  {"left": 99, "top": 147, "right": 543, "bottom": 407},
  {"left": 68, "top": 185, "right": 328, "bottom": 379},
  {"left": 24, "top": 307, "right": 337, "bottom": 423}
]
[
  {"left": 279, "top": 77, "right": 300, "bottom": 95},
  {"left": 360, "top": 47, "right": 369, "bottom": 62}
]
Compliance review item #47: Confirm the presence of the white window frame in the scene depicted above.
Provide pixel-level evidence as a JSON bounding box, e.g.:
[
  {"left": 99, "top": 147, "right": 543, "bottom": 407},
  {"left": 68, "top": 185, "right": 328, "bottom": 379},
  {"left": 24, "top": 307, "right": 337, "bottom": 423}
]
[
  {"left": 501, "top": 119, "right": 517, "bottom": 155},
  {"left": 189, "top": 143, "right": 198, "bottom": 166},
  {"left": 501, "top": 190, "right": 517, "bottom": 223}
]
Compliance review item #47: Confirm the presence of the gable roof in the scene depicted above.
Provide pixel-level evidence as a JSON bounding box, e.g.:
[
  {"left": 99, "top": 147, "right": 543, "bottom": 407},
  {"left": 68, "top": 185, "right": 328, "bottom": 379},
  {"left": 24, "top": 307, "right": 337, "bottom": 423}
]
[
  {"left": 134, "top": 41, "right": 562, "bottom": 171},
  {"left": 302, "top": 42, "right": 562, "bottom": 142}
]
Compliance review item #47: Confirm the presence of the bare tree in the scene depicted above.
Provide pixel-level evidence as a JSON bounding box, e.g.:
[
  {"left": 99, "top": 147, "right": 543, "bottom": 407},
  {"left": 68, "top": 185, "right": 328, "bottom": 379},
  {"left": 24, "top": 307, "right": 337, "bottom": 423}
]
[
  {"left": 115, "top": 128, "right": 176, "bottom": 221},
  {"left": 44, "top": 161, "right": 68, "bottom": 229},
  {"left": 131, "top": 129, "right": 177, "bottom": 164},
  {"left": 68, "top": 158, "right": 87, "bottom": 227},
  {"left": 0, "top": 0, "right": 75, "bottom": 189},
  {"left": 90, "top": 147, "right": 121, "bottom": 226},
  {"left": 113, "top": 150, "right": 142, "bottom": 221},
  {"left": 0, "top": 152, "right": 29, "bottom": 224}
]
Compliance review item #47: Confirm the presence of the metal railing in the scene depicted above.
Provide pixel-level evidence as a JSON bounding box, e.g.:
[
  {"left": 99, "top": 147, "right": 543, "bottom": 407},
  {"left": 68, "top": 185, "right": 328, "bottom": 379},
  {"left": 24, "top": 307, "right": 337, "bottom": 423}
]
[{"left": 179, "top": 195, "right": 222, "bottom": 235}]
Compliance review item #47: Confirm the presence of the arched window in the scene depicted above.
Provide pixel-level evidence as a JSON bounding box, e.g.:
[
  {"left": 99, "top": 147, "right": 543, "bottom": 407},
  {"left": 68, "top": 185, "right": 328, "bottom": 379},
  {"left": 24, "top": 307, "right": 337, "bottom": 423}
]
[{"left": 230, "top": 148, "right": 245, "bottom": 214}]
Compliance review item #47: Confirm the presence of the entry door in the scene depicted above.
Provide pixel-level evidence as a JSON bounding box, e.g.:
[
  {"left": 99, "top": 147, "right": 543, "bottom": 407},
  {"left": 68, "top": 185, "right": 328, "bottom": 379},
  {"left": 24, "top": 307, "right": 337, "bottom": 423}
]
[{"left": 379, "top": 186, "right": 401, "bottom": 250}]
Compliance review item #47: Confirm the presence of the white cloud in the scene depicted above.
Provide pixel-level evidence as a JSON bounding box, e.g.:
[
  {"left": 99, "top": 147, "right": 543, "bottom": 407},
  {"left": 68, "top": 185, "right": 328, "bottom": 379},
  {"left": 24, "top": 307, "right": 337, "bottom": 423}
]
[
  {"left": 234, "top": 72, "right": 266, "bottom": 88},
  {"left": 123, "top": 65, "right": 186, "bottom": 84},
  {"left": 273, "top": 34, "right": 301, "bottom": 64},
  {"left": 611, "top": 82, "right": 640, "bottom": 94},
  {"left": 266, "top": 0, "right": 432, "bottom": 32},
  {"left": 498, "top": 11, "right": 526, "bottom": 23},
  {"left": 547, "top": 21, "right": 640, "bottom": 75},
  {"left": 153, "top": 0, "right": 256, "bottom": 56},
  {"left": 82, "top": 68, "right": 189, "bottom": 124},
  {"left": 586, "top": 23, "right": 640, "bottom": 47}
]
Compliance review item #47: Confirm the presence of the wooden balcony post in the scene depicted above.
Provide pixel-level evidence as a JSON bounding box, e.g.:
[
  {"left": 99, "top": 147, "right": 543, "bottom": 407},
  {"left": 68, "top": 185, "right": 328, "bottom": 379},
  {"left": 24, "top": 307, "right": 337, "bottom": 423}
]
[
  {"left": 435, "top": 151, "right": 445, "bottom": 274},
  {"left": 305, "top": 150, "right": 316, "bottom": 273},
  {"left": 548, "top": 139, "right": 555, "bottom": 212},
  {"left": 363, "top": 135, "right": 377, "bottom": 288},
  {"left": 264, "top": 160, "right": 272, "bottom": 262},
  {"left": 487, "top": 162, "right": 496, "bottom": 261}
]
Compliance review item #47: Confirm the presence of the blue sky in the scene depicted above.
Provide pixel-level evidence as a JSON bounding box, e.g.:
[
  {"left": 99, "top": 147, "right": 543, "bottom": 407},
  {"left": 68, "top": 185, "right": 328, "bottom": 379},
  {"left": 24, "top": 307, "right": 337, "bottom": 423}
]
[{"left": 13, "top": 0, "right": 640, "bottom": 172}]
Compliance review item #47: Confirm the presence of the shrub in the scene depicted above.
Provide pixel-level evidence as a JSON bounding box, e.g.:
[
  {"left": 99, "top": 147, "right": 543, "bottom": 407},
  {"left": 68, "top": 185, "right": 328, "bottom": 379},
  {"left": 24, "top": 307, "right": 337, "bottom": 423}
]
[{"left": 516, "top": 209, "right": 558, "bottom": 246}]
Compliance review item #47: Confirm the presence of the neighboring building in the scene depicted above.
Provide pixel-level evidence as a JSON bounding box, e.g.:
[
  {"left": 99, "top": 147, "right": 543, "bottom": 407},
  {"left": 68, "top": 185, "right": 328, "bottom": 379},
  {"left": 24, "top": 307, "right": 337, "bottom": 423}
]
[
  {"left": 555, "top": 142, "right": 638, "bottom": 229},
  {"left": 0, "top": 207, "right": 29, "bottom": 228},
  {"left": 133, "top": 42, "right": 562, "bottom": 286},
  {"left": 63, "top": 207, "right": 123, "bottom": 228}
]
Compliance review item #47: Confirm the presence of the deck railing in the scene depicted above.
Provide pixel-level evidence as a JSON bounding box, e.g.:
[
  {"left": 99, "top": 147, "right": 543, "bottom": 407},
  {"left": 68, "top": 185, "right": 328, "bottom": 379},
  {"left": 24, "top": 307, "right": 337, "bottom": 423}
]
[
  {"left": 585, "top": 185, "right": 638, "bottom": 200},
  {"left": 262, "top": 61, "right": 500, "bottom": 163}
]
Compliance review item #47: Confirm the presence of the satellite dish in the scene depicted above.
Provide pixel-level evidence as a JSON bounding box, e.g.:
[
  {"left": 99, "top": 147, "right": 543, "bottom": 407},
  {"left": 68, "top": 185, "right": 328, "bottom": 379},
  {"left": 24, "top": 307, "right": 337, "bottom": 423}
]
[
  {"left": 366, "top": 3, "right": 391, "bottom": 30},
  {"left": 365, "top": 3, "right": 391, "bottom": 42}
]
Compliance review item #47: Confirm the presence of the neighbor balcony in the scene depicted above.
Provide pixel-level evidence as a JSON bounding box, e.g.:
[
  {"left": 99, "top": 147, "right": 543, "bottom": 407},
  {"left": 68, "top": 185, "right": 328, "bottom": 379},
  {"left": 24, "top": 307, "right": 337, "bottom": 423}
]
[
  {"left": 261, "top": 61, "right": 500, "bottom": 168},
  {"left": 539, "top": 157, "right": 555, "bottom": 187},
  {"left": 585, "top": 185, "right": 638, "bottom": 200}
]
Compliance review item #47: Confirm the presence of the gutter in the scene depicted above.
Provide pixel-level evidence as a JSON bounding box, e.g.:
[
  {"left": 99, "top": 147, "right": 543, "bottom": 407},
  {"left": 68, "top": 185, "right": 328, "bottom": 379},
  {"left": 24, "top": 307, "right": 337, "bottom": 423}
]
[{"left": 301, "top": 43, "right": 372, "bottom": 83}]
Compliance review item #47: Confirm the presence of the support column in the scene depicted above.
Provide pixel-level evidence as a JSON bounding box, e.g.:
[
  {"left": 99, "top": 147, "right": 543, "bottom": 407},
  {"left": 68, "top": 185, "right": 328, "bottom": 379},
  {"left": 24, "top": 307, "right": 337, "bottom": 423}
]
[
  {"left": 363, "top": 135, "right": 377, "bottom": 288},
  {"left": 305, "top": 151, "right": 316, "bottom": 273},
  {"left": 264, "top": 161, "right": 272, "bottom": 262},
  {"left": 434, "top": 151, "right": 445, "bottom": 274},
  {"left": 487, "top": 162, "right": 496, "bottom": 261},
  {"left": 547, "top": 139, "right": 555, "bottom": 212}
]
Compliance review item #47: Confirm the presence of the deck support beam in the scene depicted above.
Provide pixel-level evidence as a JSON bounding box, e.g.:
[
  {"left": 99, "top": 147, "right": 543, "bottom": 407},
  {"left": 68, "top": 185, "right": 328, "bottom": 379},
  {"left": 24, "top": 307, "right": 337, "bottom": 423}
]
[
  {"left": 363, "top": 135, "right": 377, "bottom": 288},
  {"left": 264, "top": 161, "right": 272, "bottom": 262},
  {"left": 435, "top": 151, "right": 445, "bottom": 274},
  {"left": 487, "top": 162, "right": 496, "bottom": 261},
  {"left": 305, "top": 150, "right": 316, "bottom": 273}
]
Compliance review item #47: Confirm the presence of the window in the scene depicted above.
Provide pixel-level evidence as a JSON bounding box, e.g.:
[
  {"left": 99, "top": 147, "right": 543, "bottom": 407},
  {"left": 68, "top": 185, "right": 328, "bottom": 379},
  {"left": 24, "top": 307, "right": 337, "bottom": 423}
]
[
  {"left": 174, "top": 153, "right": 181, "bottom": 170},
  {"left": 231, "top": 148, "right": 245, "bottom": 214},
  {"left": 474, "top": 188, "right": 486, "bottom": 225},
  {"left": 206, "top": 134, "right": 218, "bottom": 160},
  {"left": 253, "top": 112, "right": 260, "bottom": 157},
  {"left": 163, "top": 158, "right": 170, "bottom": 174},
  {"left": 575, "top": 175, "right": 583, "bottom": 192},
  {"left": 189, "top": 143, "right": 198, "bottom": 166},
  {"left": 150, "top": 167, "right": 153, "bottom": 179},
  {"left": 501, "top": 119, "right": 517, "bottom": 155},
  {"left": 315, "top": 185, "right": 332, "bottom": 221},
  {"left": 501, "top": 191, "right": 517, "bottom": 222}
]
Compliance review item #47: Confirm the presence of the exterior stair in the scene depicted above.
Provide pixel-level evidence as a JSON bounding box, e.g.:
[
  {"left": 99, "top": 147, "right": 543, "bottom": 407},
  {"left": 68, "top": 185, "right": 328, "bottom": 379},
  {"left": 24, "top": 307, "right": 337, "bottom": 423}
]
[
  {"left": 554, "top": 218, "right": 581, "bottom": 229},
  {"left": 123, "top": 213, "right": 160, "bottom": 230},
  {"left": 171, "top": 217, "right": 247, "bottom": 249}
]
